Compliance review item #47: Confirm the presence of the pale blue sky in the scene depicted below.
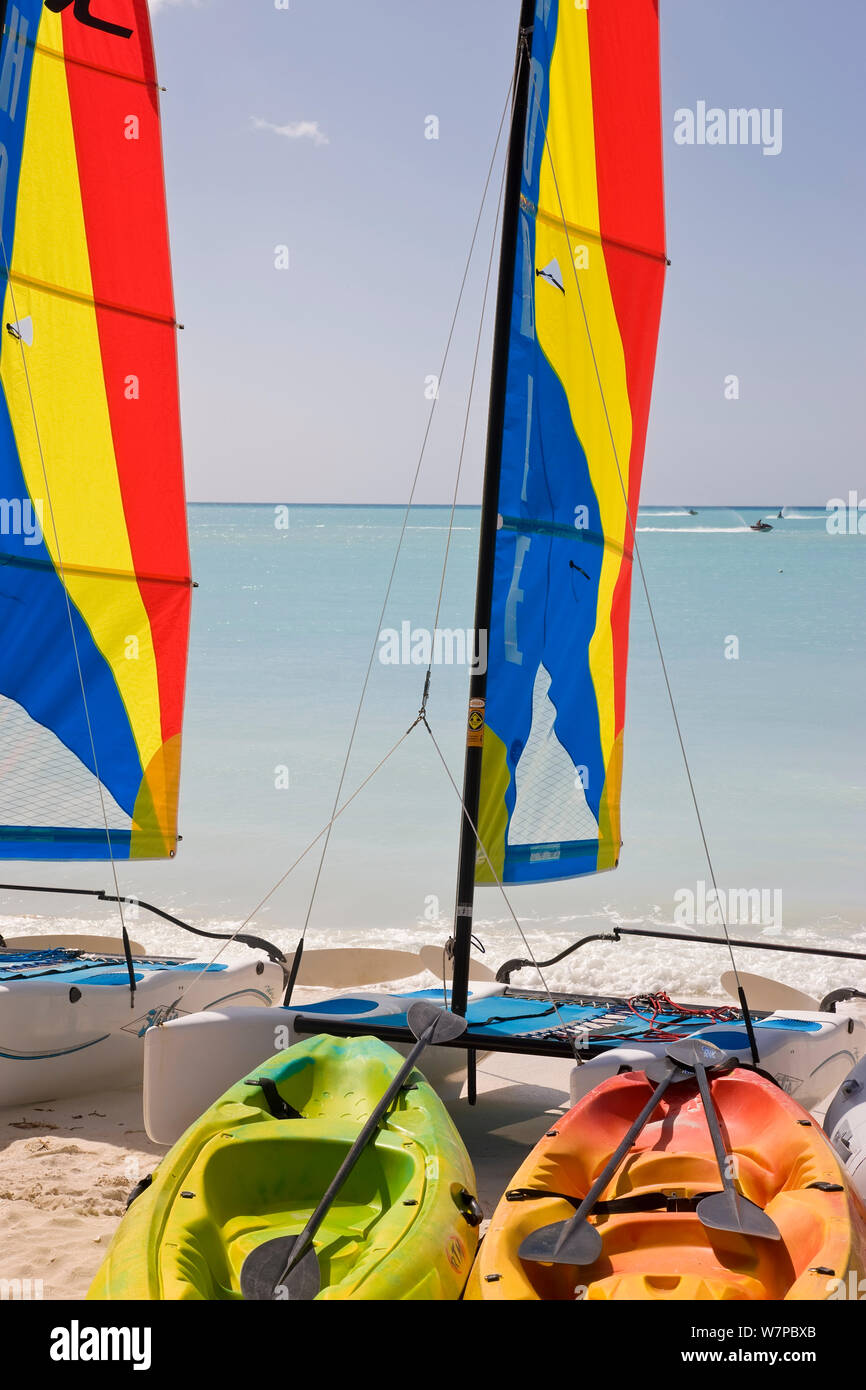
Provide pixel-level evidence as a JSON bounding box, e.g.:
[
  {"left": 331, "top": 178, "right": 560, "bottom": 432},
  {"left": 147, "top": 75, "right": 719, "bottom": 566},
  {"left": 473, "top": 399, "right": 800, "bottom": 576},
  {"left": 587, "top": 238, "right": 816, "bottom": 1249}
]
[{"left": 149, "top": 0, "right": 866, "bottom": 504}]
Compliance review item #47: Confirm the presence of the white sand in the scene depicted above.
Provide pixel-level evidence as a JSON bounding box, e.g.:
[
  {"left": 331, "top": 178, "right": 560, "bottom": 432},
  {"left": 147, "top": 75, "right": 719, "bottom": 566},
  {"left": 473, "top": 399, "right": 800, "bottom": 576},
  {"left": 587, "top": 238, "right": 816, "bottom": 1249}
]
[{"left": 0, "top": 1085, "right": 163, "bottom": 1301}]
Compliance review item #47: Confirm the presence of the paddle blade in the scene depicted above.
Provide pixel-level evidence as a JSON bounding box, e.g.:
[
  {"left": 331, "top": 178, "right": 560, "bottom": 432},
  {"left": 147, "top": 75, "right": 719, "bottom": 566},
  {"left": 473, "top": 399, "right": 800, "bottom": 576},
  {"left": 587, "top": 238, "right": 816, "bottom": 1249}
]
[
  {"left": 697, "top": 1190, "right": 782, "bottom": 1241},
  {"left": 719, "top": 969, "right": 819, "bottom": 1012},
  {"left": 240, "top": 1237, "right": 322, "bottom": 1302},
  {"left": 519, "top": 1219, "right": 603, "bottom": 1267},
  {"left": 406, "top": 1000, "right": 468, "bottom": 1045},
  {"left": 667, "top": 1037, "right": 728, "bottom": 1072}
]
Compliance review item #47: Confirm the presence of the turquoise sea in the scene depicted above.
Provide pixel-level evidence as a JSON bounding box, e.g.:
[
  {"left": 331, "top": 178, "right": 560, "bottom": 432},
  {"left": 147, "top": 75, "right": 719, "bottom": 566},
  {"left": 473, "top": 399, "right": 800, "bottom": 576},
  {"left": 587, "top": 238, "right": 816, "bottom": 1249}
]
[{"left": 3, "top": 504, "right": 864, "bottom": 1002}]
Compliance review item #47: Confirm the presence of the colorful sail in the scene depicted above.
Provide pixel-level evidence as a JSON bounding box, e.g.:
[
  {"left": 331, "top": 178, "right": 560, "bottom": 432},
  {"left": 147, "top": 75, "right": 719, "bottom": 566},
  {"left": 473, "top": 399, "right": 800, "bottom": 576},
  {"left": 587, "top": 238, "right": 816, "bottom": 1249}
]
[
  {"left": 0, "top": 0, "right": 190, "bottom": 860},
  {"left": 476, "top": 0, "right": 667, "bottom": 885}
]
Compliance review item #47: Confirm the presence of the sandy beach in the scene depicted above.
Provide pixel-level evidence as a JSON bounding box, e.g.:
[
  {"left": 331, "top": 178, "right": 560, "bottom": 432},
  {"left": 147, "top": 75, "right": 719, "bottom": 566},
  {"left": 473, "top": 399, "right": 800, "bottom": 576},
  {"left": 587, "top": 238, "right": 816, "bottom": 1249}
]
[
  {"left": 0, "top": 980, "right": 333, "bottom": 1301},
  {"left": 0, "top": 1084, "right": 163, "bottom": 1301},
  {"left": 0, "top": 1037, "right": 574, "bottom": 1301}
]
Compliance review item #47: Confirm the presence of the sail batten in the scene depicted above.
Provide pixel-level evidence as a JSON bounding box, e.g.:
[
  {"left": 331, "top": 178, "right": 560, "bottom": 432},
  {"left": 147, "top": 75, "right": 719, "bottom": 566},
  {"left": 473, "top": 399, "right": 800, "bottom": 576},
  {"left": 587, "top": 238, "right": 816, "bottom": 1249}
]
[
  {"left": 473, "top": 0, "right": 667, "bottom": 889},
  {"left": 0, "top": 0, "right": 189, "bottom": 862},
  {"left": 0, "top": 268, "right": 179, "bottom": 324}
]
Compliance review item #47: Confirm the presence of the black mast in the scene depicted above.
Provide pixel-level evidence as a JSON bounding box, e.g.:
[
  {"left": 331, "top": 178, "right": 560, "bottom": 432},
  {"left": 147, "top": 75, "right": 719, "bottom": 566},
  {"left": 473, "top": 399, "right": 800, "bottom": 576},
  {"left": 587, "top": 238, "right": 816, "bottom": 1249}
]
[{"left": 450, "top": 1, "right": 535, "bottom": 1018}]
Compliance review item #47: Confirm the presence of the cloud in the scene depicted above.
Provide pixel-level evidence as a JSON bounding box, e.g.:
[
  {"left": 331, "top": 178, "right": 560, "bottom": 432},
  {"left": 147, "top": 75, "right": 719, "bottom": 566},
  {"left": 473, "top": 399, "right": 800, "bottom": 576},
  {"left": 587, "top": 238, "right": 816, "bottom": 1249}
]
[
  {"left": 148, "top": 0, "right": 204, "bottom": 12},
  {"left": 251, "top": 117, "right": 330, "bottom": 147}
]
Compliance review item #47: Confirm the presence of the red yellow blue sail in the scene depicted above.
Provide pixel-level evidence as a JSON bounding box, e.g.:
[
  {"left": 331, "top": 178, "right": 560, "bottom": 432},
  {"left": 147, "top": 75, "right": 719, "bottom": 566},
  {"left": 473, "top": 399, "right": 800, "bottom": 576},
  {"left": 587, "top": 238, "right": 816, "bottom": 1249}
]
[
  {"left": 476, "top": 0, "right": 667, "bottom": 885},
  {"left": 0, "top": 0, "right": 190, "bottom": 859}
]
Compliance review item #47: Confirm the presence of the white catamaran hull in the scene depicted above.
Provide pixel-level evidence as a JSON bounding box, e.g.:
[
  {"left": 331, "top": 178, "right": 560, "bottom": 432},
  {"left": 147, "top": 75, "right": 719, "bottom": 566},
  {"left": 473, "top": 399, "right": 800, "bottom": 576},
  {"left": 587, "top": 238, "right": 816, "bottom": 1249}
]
[
  {"left": 0, "top": 951, "right": 284, "bottom": 1107},
  {"left": 825, "top": 1057, "right": 866, "bottom": 1203},
  {"left": 143, "top": 986, "right": 505, "bottom": 1145},
  {"left": 569, "top": 1010, "right": 866, "bottom": 1115}
]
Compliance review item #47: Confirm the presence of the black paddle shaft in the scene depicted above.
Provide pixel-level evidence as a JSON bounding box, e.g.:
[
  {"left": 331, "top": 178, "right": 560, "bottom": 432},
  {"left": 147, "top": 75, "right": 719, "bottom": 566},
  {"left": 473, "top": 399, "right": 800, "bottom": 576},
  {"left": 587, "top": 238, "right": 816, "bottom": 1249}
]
[
  {"left": 249, "top": 1002, "right": 468, "bottom": 1299},
  {"left": 519, "top": 1062, "right": 690, "bottom": 1266},
  {"left": 562, "top": 1068, "right": 680, "bottom": 1241},
  {"left": 281, "top": 1035, "right": 428, "bottom": 1276},
  {"left": 665, "top": 1037, "right": 781, "bottom": 1241},
  {"left": 691, "top": 1061, "right": 735, "bottom": 1189}
]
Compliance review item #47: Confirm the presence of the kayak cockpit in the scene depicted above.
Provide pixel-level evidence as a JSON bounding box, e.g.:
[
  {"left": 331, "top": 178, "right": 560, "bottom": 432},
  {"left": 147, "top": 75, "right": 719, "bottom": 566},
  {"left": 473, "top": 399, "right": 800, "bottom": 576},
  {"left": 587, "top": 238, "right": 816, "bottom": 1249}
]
[{"left": 468, "top": 1069, "right": 866, "bottom": 1301}]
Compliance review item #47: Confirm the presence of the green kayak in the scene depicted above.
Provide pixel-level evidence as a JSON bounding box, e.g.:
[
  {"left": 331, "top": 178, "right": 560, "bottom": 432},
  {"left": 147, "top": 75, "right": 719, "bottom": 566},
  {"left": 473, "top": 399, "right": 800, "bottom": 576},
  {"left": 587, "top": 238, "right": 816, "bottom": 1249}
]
[{"left": 89, "top": 1033, "right": 481, "bottom": 1300}]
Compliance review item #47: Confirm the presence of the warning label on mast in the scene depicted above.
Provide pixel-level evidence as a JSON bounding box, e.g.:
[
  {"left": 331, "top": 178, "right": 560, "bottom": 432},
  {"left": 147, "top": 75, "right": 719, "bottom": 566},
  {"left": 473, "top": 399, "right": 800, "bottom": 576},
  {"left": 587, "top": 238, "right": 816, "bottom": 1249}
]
[{"left": 467, "top": 698, "right": 485, "bottom": 748}]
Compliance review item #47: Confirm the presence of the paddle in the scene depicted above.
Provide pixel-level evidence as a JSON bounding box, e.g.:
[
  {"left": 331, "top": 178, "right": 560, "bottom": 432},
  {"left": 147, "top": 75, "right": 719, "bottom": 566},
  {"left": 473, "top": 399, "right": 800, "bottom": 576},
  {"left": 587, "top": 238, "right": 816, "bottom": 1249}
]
[
  {"left": 518, "top": 1057, "right": 692, "bottom": 1267},
  {"left": 719, "top": 968, "right": 819, "bottom": 1013},
  {"left": 240, "top": 1000, "right": 468, "bottom": 1301},
  {"left": 666, "top": 1037, "right": 781, "bottom": 1240}
]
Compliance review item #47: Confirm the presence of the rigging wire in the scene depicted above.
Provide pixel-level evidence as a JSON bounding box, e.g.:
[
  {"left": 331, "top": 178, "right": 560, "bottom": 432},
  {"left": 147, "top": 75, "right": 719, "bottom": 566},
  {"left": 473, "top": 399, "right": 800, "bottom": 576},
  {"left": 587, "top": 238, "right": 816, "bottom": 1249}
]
[
  {"left": 161, "top": 66, "right": 521, "bottom": 1004},
  {"left": 422, "top": 88, "right": 511, "bottom": 704},
  {"left": 420, "top": 715, "right": 577, "bottom": 1051},
  {"left": 411, "top": 41, "right": 587, "bottom": 1025},
  {"left": 164, "top": 719, "right": 422, "bottom": 1007},
  {"left": 294, "top": 71, "right": 519, "bottom": 953},
  {"left": 520, "top": 35, "right": 758, "bottom": 1057},
  {"left": 420, "top": 132, "right": 507, "bottom": 1010},
  {"left": 0, "top": 233, "right": 136, "bottom": 1002}
]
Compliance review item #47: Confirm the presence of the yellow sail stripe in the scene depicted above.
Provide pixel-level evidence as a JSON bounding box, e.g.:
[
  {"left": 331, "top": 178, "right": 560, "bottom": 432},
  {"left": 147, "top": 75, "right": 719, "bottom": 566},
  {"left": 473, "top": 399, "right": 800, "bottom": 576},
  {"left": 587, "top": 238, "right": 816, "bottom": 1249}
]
[
  {"left": 534, "top": 8, "right": 633, "bottom": 862},
  {"left": 1, "top": 12, "right": 162, "bottom": 779}
]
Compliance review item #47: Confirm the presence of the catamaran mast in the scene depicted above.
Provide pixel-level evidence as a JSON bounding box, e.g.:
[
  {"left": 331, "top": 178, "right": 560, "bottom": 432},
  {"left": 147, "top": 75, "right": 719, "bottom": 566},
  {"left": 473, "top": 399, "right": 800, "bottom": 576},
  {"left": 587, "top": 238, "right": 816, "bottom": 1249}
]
[{"left": 451, "top": 0, "right": 535, "bottom": 1018}]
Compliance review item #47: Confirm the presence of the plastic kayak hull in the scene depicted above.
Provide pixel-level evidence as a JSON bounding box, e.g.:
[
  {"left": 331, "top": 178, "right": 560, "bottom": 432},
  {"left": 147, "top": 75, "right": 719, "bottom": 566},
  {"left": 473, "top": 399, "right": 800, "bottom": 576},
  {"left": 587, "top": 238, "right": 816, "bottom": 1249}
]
[
  {"left": 89, "top": 1033, "right": 480, "bottom": 1300},
  {"left": 466, "top": 1067, "right": 866, "bottom": 1301},
  {"left": 568, "top": 1010, "right": 866, "bottom": 1115}
]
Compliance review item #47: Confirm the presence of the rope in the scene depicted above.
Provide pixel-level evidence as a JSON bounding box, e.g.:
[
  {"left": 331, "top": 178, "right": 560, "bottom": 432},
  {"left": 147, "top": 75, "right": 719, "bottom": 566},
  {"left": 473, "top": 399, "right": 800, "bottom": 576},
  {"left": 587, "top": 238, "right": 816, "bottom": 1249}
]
[{"left": 0, "top": 231, "right": 135, "bottom": 1002}]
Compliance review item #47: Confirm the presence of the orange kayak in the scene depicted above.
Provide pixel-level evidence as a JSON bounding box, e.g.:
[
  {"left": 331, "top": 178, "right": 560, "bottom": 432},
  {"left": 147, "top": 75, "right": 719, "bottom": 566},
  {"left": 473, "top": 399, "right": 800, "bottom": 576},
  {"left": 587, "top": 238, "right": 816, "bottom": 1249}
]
[{"left": 466, "top": 1067, "right": 866, "bottom": 1300}]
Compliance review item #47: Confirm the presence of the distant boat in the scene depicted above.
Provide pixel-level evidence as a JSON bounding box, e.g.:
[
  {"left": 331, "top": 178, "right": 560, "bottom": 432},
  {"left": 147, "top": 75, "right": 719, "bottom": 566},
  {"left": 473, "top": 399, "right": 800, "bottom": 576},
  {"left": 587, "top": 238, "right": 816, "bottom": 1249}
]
[{"left": 687, "top": 508, "right": 698, "bottom": 515}]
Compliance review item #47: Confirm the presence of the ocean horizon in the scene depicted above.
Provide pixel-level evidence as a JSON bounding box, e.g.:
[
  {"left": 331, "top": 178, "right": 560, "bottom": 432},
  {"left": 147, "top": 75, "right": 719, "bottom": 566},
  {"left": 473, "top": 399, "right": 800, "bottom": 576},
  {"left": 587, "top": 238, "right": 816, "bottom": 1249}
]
[{"left": 3, "top": 502, "right": 863, "bottom": 1003}]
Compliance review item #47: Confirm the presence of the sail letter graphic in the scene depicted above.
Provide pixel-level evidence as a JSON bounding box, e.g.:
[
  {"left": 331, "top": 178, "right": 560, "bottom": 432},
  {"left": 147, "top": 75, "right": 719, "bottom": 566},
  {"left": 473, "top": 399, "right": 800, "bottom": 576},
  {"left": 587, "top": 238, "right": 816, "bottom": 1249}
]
[
  {"left": 476, "top": 0, "right": 667, "bottom": 885},
  {"left": 0, "top": 1, "right": 190, "bottom": 859}
]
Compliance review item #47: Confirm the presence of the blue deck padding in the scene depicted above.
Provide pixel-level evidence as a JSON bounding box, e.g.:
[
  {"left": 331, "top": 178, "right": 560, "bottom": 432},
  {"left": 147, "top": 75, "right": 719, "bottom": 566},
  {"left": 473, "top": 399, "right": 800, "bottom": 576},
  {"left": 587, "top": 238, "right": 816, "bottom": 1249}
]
[
  {"left": 303, "top": 998, "right": 380, "bottom": 1016},
  {"left": 361, "top": 994, "right": 612, "bottom": 1038},
  {"left": 171, "top": 963, "right": 227, "bottom": 973},
  {"left": 82, "top": 973, "right": 146, "bottom": 986},
  {"left": 699, "top": 1018, "right": 821, "bottom": 1041},
  {"left": 0, "top": 950, "right": 228, "bottom": 984},
  {"left": 301, "top": 990, "right": 757, "bottom": 1044}
]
